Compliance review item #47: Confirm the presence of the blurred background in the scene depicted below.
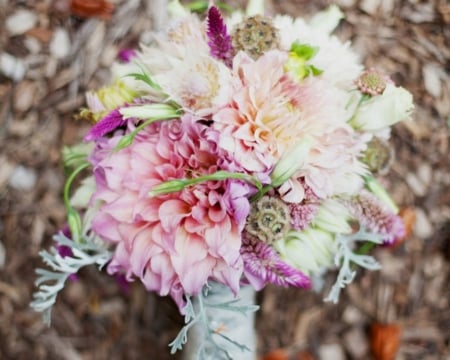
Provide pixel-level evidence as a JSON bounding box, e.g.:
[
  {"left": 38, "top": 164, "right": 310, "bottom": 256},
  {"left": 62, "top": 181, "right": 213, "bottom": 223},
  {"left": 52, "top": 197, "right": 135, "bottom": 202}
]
[{"left": 0, "top": 0, "right": 449, "bottom": 359}]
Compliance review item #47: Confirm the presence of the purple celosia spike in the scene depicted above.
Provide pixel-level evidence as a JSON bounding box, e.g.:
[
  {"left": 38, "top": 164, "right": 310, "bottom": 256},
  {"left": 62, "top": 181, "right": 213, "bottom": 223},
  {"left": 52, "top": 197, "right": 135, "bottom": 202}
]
[
  {"left": 84, "top": 109, "right": 127, "bottom": 142},
  {"left": 241, "top": 235, "right": 311, "bottom": 289},
  {"left": 347, "top": 190, "right": 406, "bottom": 246},
  {"left": 206, "top": 6, "right": 234, "bottom": 67}
]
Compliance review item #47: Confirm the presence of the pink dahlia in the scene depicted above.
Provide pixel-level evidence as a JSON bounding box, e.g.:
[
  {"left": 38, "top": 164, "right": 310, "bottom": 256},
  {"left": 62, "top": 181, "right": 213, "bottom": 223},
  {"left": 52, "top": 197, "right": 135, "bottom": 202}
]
[{"left": 89, "top": 115, "right": 250, "bottom": 312}]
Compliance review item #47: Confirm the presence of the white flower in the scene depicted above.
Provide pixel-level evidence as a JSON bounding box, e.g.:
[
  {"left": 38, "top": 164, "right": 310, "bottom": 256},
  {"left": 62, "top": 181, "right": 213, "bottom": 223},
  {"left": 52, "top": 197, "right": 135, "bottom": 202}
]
[
  {"left": 312, "top": 199, "right": 353, "bottom": 234},
  {"left": 309, "top": 5, "right": 344, "bottom": 35},
  {"left": 167, "top": 0, "right": 188, "bottom": 18},
  {"left": 246, "top": 0, "right": 265, "bottom": 16},
  {"left": 352, "top": 84, "right": 414, "bottom": 131},
  {"left": 273, "top": 16, "right": 363, "bottom": 88},
  {"left": 275, "top": 228, "right": 336, "bottom": 275}
]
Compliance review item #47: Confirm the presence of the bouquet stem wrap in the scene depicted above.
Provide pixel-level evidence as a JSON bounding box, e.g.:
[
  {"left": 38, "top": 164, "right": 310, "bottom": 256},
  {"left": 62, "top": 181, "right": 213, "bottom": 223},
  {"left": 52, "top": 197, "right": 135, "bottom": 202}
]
[{"left": 183, "top": 283, "right": 257, "bottom": 360}]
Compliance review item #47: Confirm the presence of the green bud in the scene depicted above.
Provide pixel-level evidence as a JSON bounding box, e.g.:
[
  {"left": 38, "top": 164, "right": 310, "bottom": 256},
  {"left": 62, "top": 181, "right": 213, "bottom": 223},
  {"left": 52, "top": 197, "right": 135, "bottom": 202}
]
[
  {"left": 119, "top": 103, "right": 179, "bottom": 120},
  {"left": 271, "top": 136, "right": 314, "bottom": 187},
  {"left": 67, "top": 209, "right": 82, "bottom": 243},
  {"left": 149, "top": 180, "right": 186, "bottom": 197}
]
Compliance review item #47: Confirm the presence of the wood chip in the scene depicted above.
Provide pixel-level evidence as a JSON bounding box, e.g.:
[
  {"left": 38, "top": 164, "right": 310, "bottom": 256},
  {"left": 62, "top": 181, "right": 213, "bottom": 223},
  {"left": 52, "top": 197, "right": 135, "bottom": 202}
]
[
  {"left": 6, "top": 9, "right": 38, "bottom": 36},
  {"left": 0, "top": 53, "right": 26, "bottom": 81},
  {"left": 422, "top": 64, "right": 443, "bottom": 98},
  {"left": 13, "top": 80, "right": 36, "bottom": 113},
  {"left": 49, "top": 28, "right": 71, "bottom": 60}
]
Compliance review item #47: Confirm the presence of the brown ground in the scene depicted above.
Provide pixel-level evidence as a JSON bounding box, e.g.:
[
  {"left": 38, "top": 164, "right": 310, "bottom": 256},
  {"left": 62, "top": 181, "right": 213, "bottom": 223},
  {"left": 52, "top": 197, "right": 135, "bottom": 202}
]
[{"left": 0, "top": 0, "right": 449, "bottom": 359}]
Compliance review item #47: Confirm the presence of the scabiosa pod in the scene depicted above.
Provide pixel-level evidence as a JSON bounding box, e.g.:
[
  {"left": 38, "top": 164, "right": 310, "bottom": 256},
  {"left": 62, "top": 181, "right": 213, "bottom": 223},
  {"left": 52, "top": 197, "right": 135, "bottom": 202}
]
[
  {"left": 355, "top": 68, "right": 393, "bottom": 97},
  {"left": 231, "top": 14, "right": 280, "bottom": 59}
]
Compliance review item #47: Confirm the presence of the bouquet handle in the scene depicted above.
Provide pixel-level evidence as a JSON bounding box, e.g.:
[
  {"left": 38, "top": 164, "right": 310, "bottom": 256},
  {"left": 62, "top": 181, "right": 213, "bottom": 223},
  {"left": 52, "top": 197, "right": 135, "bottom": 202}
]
[{"left": 182, "top": 283, "right": 257, "bottom": 360}]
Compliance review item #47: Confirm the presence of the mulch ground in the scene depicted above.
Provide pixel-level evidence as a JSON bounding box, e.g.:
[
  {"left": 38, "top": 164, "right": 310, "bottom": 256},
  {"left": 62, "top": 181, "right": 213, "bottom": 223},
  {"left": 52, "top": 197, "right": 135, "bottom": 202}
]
[{"left": 0, "top": 0, "right": 449, "bottom": 359}]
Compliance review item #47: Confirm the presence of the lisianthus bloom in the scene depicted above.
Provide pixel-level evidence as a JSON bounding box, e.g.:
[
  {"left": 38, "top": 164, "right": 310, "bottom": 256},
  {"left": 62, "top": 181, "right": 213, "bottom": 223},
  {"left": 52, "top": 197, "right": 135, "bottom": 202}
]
[
  {"left": 88, "top": 115, "right": 251, "bottom": 311},
  {"left": 350, "top": 84, "right": 414, "bottom": 131}
]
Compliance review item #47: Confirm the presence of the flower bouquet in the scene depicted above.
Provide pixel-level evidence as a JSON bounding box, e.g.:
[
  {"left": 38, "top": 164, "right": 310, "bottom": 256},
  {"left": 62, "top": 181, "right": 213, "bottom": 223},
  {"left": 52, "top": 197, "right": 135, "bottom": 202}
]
[{"left": 31, "top": 0, "right": 414, "bottom": 358}]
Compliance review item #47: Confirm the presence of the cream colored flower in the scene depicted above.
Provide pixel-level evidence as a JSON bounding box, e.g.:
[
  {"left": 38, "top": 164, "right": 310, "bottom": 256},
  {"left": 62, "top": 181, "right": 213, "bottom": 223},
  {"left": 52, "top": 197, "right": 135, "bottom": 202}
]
[{"left": 351, "top": 84, "right": 414, "bottom": 131}]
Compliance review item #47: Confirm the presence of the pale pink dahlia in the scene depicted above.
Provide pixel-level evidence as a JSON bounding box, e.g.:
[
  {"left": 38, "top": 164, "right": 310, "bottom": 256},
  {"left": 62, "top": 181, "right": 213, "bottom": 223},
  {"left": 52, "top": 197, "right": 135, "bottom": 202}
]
[
  {"left": 89, "top": 115, "right": 250, "bottom": 312},
  {"left": 213, "top": 50, "right": 308, "bottom": 174}
]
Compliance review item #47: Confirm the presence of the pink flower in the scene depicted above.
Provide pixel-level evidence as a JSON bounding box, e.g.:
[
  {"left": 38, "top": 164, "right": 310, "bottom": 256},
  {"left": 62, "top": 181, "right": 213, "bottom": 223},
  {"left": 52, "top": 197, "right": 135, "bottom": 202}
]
[
  {"left": 346, "top": 190, "right": 406, "bottom": 245},
  {"left": 89, "top": 115, "right": 250, "bottom": 312},
  {"left": 213, "top": 50, "right": 304, "bottom": 174},
  {"left": 240, "top": 234, "right": 311, "bottom": 290}
]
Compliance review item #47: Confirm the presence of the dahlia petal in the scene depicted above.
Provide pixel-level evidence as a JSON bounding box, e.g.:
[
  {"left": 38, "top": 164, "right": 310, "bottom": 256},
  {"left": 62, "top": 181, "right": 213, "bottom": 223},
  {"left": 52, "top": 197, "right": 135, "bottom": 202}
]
[
  {"left": 158, "top": 199, "right": 190, "bottom": 232},
  {"left": 91, "top": 212, "right": 121, "bottom": 242}
]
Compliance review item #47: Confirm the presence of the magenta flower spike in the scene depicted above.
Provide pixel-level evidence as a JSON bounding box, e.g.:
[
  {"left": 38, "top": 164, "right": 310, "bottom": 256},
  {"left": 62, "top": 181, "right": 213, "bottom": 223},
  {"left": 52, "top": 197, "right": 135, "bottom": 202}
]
[
  {"left": 84, "top": 109, "right": 127, "bottom": 142},
  {"left": 241, "top": 235, "right": 311, "bottom": 289},
  {"left": 206, "top": 6, "right": 234, "bottom": 67}
]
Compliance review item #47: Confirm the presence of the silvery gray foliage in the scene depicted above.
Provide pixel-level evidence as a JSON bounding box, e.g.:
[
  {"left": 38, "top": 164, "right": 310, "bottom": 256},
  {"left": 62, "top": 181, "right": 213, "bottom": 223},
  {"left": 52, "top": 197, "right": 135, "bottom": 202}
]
[
  {"left": 325, "top": 227, "right": 383, "bottom": 303},
  {"left": 31, "top": 232, "right": 112, "bottom": 325}
]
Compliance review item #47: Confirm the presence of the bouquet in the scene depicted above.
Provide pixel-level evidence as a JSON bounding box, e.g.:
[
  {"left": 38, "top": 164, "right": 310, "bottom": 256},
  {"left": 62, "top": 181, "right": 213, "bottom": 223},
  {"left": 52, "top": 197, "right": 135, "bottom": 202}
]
[{"left": 31, "top": 0, "right": 414, "bottom": 358}]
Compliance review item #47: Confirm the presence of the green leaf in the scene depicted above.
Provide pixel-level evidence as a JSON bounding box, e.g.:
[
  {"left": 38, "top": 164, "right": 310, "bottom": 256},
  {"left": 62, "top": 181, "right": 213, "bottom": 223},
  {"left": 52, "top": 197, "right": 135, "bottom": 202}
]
[
  {"left": 290, "top": 42, "right": 319, "bottom": 61},
  {"left": 67, "top": 209, "right": 82, "bottom": 243},
  {"left": 307, "top": 64, "right": 324, "bottom": 76},
  {"left": 114, "top": 134, "right": 134, "bottom": 151},
  {"left": 127, "top": 65, "right": 161, "bottom": 90},
  {"left": 186, "top": 1, "right": 234, "bottom": 13}
]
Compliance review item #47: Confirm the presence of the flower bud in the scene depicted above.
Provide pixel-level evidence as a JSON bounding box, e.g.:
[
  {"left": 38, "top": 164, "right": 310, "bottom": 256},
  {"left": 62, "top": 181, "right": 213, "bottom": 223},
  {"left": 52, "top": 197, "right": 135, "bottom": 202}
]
[
  {"left": 271, "top": 136, "right": 314, "bottom": 187},
  {"left": 148, "top": 180, "right": 186, "bottom": 197},
  {"left": 275, "top": 228, "right": 335, "bottom": 275},
  {"left": 119, "top": 103, "right": 179, "bottom": 120},
  {"left": 350, "top": 84, "right": 414, "bottom": 132},
  {"left": 67, "top": 209, "right": 82, "bottom": 243},
  {"left": 313, "top": 199, "right": 352, "bottom": 234}
]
